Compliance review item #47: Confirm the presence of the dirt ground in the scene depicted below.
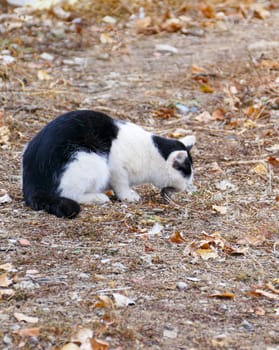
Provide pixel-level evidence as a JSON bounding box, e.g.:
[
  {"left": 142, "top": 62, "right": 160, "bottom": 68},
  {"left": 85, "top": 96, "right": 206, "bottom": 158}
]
[{"left": 1, "top": 2, "right": 279, "bottom": 350}]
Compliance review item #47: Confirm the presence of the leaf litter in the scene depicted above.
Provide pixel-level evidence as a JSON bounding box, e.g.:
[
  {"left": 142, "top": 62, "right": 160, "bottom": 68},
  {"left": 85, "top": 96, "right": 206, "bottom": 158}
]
[{"left": 1, "top": 0, "right": 279, "bottom": 349}]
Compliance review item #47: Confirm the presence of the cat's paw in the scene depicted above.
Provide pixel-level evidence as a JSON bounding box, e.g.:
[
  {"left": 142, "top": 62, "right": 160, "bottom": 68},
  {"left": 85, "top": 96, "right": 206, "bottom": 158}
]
[
  {"left": 118, "top": 190, "right": 140, "bottom": 203},
  {"left": 79, "top": 193, "right": 110, "bottom": 204}
]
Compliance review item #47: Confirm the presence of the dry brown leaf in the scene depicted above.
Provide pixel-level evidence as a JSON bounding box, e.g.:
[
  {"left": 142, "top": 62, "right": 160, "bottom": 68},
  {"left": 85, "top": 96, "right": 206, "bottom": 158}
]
[
  {"left": 251, "top": 163, "right": 268, "bottom": 175},
  {"left": 244, "top": 105, "right": 268, "bottom": 119},
  {"left": 170, "top": 231, "right": 185, "bottom": 244},
  {"left": 15, "top": 327, "right": 40, "bottom": 337},
  {"left": 268, "top": 156, "right": 279, "bottom": 167},
  {"left": 200, "top": 5, "right": 216, "bottom": 19},
  {"left": 0, "top": 272, "right": 12, "bottom": 287},
  {"left": 212, "top": 108, "right": 225, "bottom": 121},
  {"left": 244, "top": 119, "right": 258, "bottom": 129},
  {"left": 252, "top": 4, "right": 270, "bottom": 19},
  {"left": 255, "top": 307, "right": 266, "bottom": 316},
  {"left": 210, "top": 292, "right": 235, "bottom": 299},
  {"left": 14, "top": 312, "right": 39, "bottom": 323},
  {"left": 153, "top": 107, "right": 176, "bottom": 119},
  {"left": 0, "top": 263, "right": 14, "bottom": 271},
  {"left": 195, "top": 111, "right": 213, "bottom": 123},
  {"left": 161, "top": 18, "right": 182, "bottom": 32},
  {"left": 0, "top": 288, "right": 15, "bottom": 299},
  {"left": 112, "top": 293, "right": 135, "bottom": 307},
  {"left": 136, "top": 17, "right": 153, "bottom": 34},
  {"left": 0, "top": 125, "right": 10, "bottom": 146},
  {"left": 202, "top": 231, "right": 225, "bottom": 248},
  {"left": 260, "top": 59, "right": 279, "bottom": 70},
  {"left": 95, "top": 295, "right": 113, "bottom": 309},
  {"left": 19, "top": 238, "right": 31, "bottom": 247},
  {"left": 91, "top": 338, "right": 109, "bottom": 350},
  {"left": 70, "top": 327, "right": 93, "bottom": 344},
  {"left": 196, "top": 248, "right": 218, "bottom": 260},
  {"left": 200, "top": 84, "right": 215, "bottom": 93},
  {"left": 0, "top": 110, "right": 4, "bottom": 127}
]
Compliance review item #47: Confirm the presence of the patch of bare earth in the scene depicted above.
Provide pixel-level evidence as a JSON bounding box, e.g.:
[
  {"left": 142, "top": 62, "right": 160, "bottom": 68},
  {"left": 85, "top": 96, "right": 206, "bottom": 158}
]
[{"left": 0, "top": 3, "right": 279, "bottom": 350}]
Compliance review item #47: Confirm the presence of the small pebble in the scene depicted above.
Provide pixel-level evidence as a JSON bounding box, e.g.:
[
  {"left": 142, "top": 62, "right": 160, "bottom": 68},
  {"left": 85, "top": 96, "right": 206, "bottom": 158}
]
[
  {"left": 176, "top": 281, "right": 189, "bottom": 290},
  {"left": 241, "top": 319, "right": 254, "bottom": 332}
]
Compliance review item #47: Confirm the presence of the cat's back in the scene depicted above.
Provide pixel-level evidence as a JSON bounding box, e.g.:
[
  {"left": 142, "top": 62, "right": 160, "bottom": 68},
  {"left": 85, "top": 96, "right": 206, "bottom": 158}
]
[{"left": 25, "top": 110, "right": 120, "bottom": 157}]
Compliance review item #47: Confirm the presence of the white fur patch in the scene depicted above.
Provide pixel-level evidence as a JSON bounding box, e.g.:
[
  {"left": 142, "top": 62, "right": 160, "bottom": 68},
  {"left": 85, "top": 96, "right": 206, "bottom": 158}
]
[{"left": 59, "top": 151, "right": 109, "bottom": 203}]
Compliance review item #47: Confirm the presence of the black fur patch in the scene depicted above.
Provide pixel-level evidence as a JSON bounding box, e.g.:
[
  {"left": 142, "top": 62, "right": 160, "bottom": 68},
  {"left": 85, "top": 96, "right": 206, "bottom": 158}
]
[
  {"left": 152, "top": 135, "right": 193, "bottom": 177},
  {"left": 22, "top": 110, "right": 119, "bottom": 217}
]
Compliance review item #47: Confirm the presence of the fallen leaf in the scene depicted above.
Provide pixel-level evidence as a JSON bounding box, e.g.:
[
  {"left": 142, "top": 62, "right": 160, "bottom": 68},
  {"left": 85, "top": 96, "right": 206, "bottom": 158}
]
[
  {"left": 100, "top": 33, "right": 115, "bottom": 44},
  {"left": 112, "top": 293, "right": 135, "bottom": 308},
  {"left": 70, "top": 327, "right": 93, "bottom": 344},
  {"left": 202, "top": 232, "right": 225, "bottom": 248},
  {"left": 161, "top": 18, "right": 182, "bottom": 32},
  {"left": 0, "top": 288, "right": 15, "bottom": 298},
  {"left": 95, "top": 295, "right": 113, "bottom": 309},
  {"left": 268, "top": 156, "right": 279, "bottom": 166},
  {"left": 252, "top": 4, "right": 270, "bottom": 19},
  {"left": 0, "top": 263, "right": 14, "bottom": 271},
  {"left": 212, "top": 205, "right": 227, "bottom": 215},
  {"left": 251, "top": 163, "right": 268, "bottom": 175},
  {"left": 15, "top": 327, "right": 40, "bottom": 337},
  {"left": 244, "top": 119, "right": 258, "bottom": 129},
  {"left": 212, "top": 108, "right": 225, "bottom": 121},
  {"left": 0, "top": 193, "right": 12, "bottom": 204},
  {"left": 254, "top": 307, "right": 266, "bottom": 316},
  {"left": 200, "top": 5, "right": 216, "bottom": 18},
  {"left": 200, "top": 84, "right": 215, "bottom": 93},
  {"left": 136, "top": 16, "right": 152, "bottom": 33},
  {"left": 195, "top": 111, "right": 213, "bottom": 123},
  {"left": 210, "top": 292, "right": 235, "bottom": 299},
  {"left": 196, "top": 248, "right": 218, "bottom": 260},
  {"left": 60, "top": 343, "right": 80, "bottom": 350},
  {"left": 91, "top": 338, "right": 109, "bottom": 350},
  {"left": 14, "top": 312, "right": 39, "bottom": 323},
  {"left": 18, "top": 238, "right": 31, "bottom": 247},
  {"left": 152, "top": 107, "right": 176, "bottom": 119},
  {"left": 260, "top": 59, "right": 279, "bottom": 70},
  {"left": 37, "top": 70, "right": 53, "bottom": 81},
  {"left": 0, "top": 272, "right": 12, "bottom": 287},
  {"left": 170, "top": 231, "right": 185, "bottom": 244}
]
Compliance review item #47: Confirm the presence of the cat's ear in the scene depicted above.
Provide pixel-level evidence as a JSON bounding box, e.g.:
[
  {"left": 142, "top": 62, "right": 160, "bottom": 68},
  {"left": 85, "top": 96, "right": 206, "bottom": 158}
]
[
  {"left": 180, "top": 135, "right": 196, "bottom": 150},
  {"left": 172, "top": 150, "right": 188, "bottom": 169}
]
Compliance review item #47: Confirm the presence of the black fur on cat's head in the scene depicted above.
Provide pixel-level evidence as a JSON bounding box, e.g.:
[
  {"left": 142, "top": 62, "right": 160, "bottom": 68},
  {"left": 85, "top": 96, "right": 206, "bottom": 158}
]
[{"left": 152, "top": 134, "right": 195, "bottom": 193}]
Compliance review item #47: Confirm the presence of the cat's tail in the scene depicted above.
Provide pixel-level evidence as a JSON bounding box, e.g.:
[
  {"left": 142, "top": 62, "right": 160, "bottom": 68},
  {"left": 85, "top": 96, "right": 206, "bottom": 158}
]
[{"left": 25, "top": 190, "right": 80, "bottom": 219}]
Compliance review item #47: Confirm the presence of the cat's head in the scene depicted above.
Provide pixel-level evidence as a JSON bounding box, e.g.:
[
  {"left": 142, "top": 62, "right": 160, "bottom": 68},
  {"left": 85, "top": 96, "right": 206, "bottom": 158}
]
[{"left": 165, "top": 135, "right": 196, "bottom": 193}]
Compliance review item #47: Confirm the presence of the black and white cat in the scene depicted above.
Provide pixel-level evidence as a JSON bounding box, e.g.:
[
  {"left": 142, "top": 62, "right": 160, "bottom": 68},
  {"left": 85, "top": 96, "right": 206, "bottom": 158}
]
[{"left": 22, "top": 110, "right": 195, "bottom": 218}]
